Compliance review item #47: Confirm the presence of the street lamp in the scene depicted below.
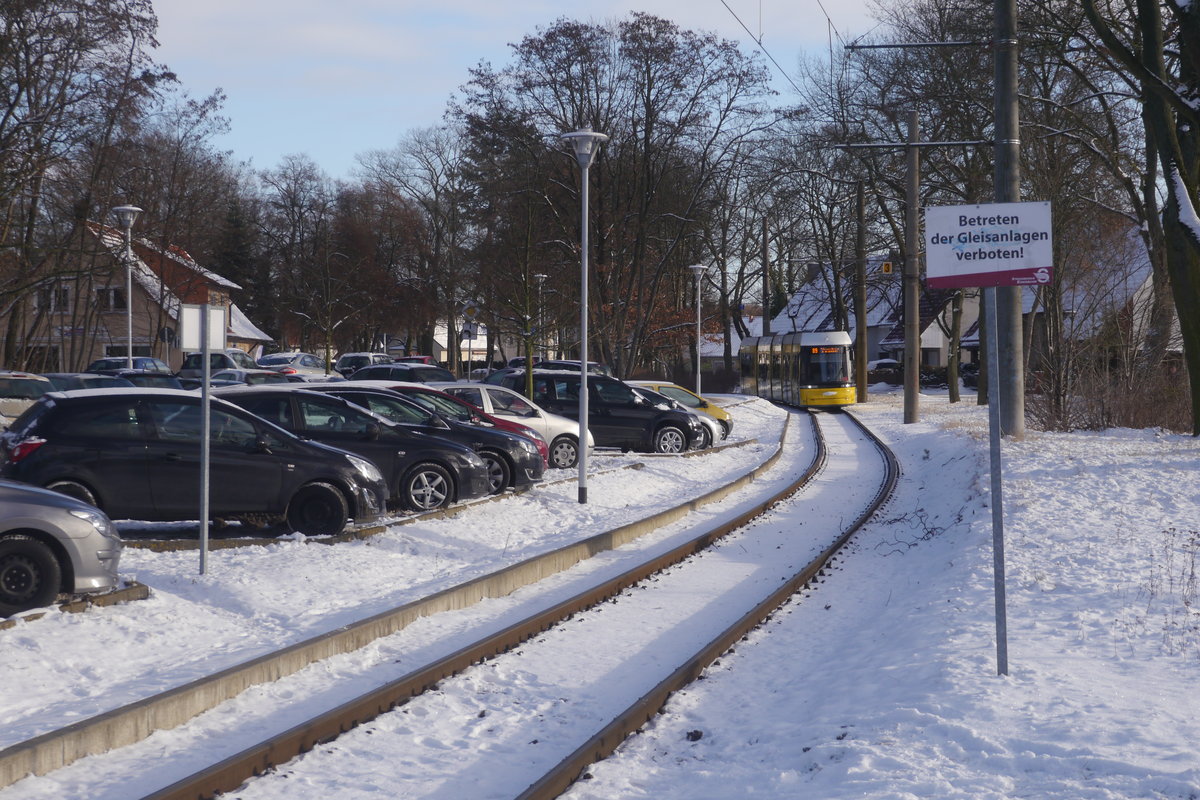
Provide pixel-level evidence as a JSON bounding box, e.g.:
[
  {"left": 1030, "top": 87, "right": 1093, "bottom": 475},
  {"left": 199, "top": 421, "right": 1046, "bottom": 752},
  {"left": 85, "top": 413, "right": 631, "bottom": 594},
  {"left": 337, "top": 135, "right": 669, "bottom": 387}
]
[
  {"left": 560, "top": 127, "right": 608, "bottom": 505},
  {"left": 535, "top": 273, "right": 548, "bottom": 360},
  {"left": 111, "top": 205, "right": 142, "bottom": 369},
  {"left": 688, "top": 264, "right": 707, "bottom": 396}
]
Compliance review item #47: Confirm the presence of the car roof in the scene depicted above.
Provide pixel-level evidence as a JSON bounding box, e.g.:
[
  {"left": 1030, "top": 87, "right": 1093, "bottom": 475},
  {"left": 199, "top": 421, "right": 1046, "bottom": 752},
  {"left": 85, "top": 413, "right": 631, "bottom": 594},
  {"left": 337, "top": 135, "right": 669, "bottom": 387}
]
[
  {"left": 48, "top": 387, "right": 202, "bottom": 400},
  {"left": 0, "top": 370, "right": 51, "bottom": 380},
  {"left": 341, "top": 379, "right": 440, "bottom": 391},
  {"left": 211, "top": 383, "right": 315, "bottom": 395},
  {"left": 628, "top": 379, "right": 688, "bottom": 389}
]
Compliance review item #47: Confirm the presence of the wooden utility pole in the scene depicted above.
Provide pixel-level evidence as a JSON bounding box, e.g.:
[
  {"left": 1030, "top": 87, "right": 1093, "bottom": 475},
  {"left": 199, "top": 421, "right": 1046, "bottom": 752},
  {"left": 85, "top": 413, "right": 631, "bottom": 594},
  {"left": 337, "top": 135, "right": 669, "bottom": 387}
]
[
  {"left": 994, "top": 0, "right": 1025, "bottom": 440},
  {"left": 761, "top": 216, "right": 771, "bottom": 336},
  {"left": 855, "top": 181, "right": 868, "bottom": 402}
]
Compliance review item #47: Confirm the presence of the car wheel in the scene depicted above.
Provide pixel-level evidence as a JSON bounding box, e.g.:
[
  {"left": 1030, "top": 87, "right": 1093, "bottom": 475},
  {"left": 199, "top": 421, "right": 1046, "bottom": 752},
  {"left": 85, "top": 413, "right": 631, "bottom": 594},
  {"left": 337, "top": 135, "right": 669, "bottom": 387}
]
[
  {"left": 718, "top": 420, "right": 730, "bottom": 440},
  {"left": 0, "top": 535, "right": 62, "bottom": 616},
  {"left": 285, "top": 482, "right": 350, "bottom": 536},
  {"left": 653, "top": 425, "right": 687, "bottom": 454},
  {"left": 549, "top": 436, "right": 579, "bottom": 469},
  {"left": 698, "top": 425, "right": 713, "bottom": 449},
  {"left": 45, "top": 480, "right": 99, "bottom": 509},
  {"left": 400, "top": 463, "right": 453, "bottom": 512},
  {"left": 480, "top": 450, "right": 511, "bottom": 495}
]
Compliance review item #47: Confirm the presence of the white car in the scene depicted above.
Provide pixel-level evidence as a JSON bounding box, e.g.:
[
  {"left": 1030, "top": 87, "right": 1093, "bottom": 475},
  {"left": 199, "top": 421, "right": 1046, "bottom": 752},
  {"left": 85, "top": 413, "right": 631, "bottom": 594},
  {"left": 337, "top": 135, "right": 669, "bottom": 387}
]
[
  {"left": 0, "top": 371, "right": 52, "bottom": 428},
  {"left": 433, "top": 382, "right": 594, "bottom": 469}
]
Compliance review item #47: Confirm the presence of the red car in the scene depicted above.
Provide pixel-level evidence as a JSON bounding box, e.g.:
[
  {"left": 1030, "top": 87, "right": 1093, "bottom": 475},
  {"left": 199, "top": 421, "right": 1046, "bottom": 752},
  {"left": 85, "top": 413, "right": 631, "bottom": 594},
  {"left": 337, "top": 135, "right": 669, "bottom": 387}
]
[{"left": 344, "top": 380, "right": 550, "bottom": 468}]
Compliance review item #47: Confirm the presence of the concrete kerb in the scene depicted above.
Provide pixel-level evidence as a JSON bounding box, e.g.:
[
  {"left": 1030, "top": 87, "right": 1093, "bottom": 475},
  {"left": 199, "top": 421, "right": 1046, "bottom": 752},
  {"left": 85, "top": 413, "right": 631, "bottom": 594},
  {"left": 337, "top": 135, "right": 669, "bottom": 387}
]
[
  {"left": 0, "top": 421, "right": 786, "bottom": 789},
  {"left": 0, "top": 583, "right": 150, "bottom": 633}
]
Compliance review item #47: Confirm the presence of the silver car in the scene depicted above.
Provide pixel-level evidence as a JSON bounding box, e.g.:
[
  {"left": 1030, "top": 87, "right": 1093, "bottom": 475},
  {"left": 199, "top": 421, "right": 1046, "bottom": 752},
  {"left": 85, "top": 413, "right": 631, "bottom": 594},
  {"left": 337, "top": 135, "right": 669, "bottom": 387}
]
[
  {"left": 433, "top": 381, "right": 595, "bottom": 469},
  {"left": 0, "top": 479, "right": 122, "bottom": 616},
  {"left": 257, "top": 351, "right": 330, "bottom": 379}
]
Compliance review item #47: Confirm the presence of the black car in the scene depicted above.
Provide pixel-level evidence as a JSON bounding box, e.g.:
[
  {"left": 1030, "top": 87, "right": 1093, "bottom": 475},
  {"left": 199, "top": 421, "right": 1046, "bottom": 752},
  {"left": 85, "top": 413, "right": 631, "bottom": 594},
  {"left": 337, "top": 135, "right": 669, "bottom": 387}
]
[
  {"left": 489, "top": 370, "right": 704, "bottom": 453},
  {"left": 105, "top": 369, "right": 186, "bottom": 390},
  {"left": 300, "top": 384, "right": 545, "bottom": 495},
  {"left": 86, "top": 356, "right": 173, "bottom": 375},
  {"left": 41, "top": 373, "right": 135, "bottom": 391},
  {"left": 349, "top": 363, "right": 457, "bottom": 383},
  {"left": 0, "top": 389, "right": 387, "bottom": 536},
  {"left": 213, "top": 385, "right": 496, "bottom": 510}
]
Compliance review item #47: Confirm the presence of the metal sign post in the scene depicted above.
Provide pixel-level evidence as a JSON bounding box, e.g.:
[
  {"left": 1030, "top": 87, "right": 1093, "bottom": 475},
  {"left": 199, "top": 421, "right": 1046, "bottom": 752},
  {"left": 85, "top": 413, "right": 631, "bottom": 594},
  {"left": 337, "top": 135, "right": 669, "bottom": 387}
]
[
  {"left": 199, "top": 307, "right": 211, "bottom": 575},
  {"left": 181, "top": 304, "right": 226, "bottom": 575},
  {"left": 925, "top": 200, "right": 1053, "bottom": 676}
]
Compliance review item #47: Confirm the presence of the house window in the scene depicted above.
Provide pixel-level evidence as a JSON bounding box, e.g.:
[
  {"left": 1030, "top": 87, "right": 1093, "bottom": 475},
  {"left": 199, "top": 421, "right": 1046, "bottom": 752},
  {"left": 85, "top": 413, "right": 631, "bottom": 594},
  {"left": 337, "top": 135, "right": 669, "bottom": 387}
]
[
  {"left": 35, "top": 285, "right": 70, "bottom": 311},
  {"left": 104, "top": 344, "right": 152, "bottom": 358},
  {"left": 96, "top": 287, "right": 126, "bottom": 312}
]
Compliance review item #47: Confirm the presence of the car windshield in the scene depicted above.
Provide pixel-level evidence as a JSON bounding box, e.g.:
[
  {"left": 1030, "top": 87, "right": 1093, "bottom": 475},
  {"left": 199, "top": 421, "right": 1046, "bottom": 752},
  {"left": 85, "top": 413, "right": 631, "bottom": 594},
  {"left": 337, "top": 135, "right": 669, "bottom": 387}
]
[
  {"left": 0, "top": 377, "right": 49, "bottom": 399},
  {"left": 294, "top": 394, "right": 392, "bottom": 434},
  {"left": 258, "top": 354, "right": 293, "bottom": 366},
  {"left": 126, "top": 374, "right": 180, "bottom": 388},
  {"left": 339, "top": 355, "right": 371, "bottom": 368},
  {"left": 488, "top": 389, "right": 536, "bottom": 417},
  {"left": 340, "top": 393, "right": 432, "bottom": 425},
  {"left": 183, "top": 353, "right": 234, "bottom": 370},
  {"left": 244, "top": 372, "right": 289, "bottom": 384},
  {"left": 658, "top": 386, "right": 701, "bottom": 407},
  {"left": 403, "top": 391, "right": 471, "bottom": 422},
  {"left": 412, "top": 366, "right": 455, "bottom": 382}
]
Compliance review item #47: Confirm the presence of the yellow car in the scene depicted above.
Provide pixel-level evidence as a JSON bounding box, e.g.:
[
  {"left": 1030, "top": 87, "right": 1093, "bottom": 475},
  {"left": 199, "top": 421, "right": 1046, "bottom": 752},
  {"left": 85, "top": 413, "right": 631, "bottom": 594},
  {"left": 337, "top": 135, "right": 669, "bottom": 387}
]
[{"left": 628, "top": 381, "right": 733, "bottom": 440}]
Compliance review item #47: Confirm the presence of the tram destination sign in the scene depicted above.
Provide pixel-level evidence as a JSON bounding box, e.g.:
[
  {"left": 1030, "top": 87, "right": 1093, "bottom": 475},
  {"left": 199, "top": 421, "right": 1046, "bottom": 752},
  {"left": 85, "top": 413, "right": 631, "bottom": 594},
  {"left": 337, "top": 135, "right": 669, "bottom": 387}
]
[{"left": 925, "top": 201, "right": 1052, "bottom": 288}]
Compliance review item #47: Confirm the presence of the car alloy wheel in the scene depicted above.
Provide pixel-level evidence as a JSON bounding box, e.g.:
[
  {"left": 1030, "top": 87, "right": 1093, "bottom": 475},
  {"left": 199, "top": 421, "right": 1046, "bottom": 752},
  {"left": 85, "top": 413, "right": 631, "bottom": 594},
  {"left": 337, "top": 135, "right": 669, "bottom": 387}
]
[
  {"left": 653, "top": 425, "right": 687, "bottom": 454},
  {"left": 402, "top": 463, "right": 452, "bottom": 511},
  {"left": 480, "top": 451, "right": 511, "bottom": 494}
]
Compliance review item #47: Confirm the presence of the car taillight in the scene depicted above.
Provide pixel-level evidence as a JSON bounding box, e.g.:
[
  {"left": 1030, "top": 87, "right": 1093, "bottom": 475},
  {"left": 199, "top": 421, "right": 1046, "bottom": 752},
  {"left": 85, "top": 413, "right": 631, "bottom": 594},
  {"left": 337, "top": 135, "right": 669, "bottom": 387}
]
[
  {"left": 280, "top": 368, "right": 298, "bottom": 374},
  {"left": 8, "top": 437, "right": 45, "bottom": 462}
]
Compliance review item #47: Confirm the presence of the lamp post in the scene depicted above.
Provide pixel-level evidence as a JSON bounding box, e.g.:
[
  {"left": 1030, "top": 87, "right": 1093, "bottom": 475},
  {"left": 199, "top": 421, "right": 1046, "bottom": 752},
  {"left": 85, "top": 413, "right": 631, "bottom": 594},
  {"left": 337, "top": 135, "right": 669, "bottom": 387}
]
[
  {"left": 535, "top": 273, "right": 548, "bottom": 360},
  {"left": 688, "top": 264, "right": 707, "bottom": 395},
  {"left": 560, "top": 127, "right": 608, "bottom": 505},
  {"left": 111, "top": 205, "right": 142, "bottom": 369}
]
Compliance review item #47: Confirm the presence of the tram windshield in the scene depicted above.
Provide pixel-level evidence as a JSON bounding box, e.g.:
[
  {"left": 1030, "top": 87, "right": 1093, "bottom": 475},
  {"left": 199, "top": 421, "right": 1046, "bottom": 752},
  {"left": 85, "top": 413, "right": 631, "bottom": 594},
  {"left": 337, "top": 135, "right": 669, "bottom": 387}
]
[{"left": 806, "top": 346, "right": 849, "bottom": 383}]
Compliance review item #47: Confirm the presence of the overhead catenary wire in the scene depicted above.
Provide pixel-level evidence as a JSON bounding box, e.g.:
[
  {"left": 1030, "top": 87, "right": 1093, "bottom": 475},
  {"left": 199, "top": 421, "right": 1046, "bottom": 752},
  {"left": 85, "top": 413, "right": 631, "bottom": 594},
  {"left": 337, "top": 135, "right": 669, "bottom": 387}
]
[{"left": 718, "top": 0, "right": 805, "bottom": 95}]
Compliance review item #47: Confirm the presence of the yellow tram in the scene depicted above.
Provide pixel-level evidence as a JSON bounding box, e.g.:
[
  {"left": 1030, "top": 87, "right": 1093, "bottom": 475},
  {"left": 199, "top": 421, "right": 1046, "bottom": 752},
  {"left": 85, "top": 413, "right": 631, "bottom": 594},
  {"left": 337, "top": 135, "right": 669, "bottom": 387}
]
[{"left": 738, "top": 331, "right": 855, "bottom": 408}]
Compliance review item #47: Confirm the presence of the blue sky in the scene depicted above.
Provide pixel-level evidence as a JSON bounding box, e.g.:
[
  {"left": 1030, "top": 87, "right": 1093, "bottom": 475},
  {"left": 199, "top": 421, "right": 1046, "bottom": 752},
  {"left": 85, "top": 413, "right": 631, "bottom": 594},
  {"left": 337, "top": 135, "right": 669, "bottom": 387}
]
[{"left": 152, "top": 0, "right": 879, "bottom": 181}]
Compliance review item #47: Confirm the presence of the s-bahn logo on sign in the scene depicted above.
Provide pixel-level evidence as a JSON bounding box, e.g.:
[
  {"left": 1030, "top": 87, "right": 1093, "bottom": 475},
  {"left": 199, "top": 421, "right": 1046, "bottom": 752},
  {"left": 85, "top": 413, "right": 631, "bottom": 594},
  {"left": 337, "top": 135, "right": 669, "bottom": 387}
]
[{"left": 925, "top": 201, "right": 1052, "bottom": 288}]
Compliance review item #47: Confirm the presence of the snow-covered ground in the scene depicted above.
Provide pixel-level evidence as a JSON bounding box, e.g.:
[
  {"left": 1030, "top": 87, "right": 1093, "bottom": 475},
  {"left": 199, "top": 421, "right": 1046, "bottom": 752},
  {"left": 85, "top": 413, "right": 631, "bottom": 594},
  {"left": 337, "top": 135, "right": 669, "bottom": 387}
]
[
  {"left": 3, "top": 387, "right": 1199, "bottom": 798},
  {"left": 567, "top": 391, "right": 1200, "bottom": 800}
]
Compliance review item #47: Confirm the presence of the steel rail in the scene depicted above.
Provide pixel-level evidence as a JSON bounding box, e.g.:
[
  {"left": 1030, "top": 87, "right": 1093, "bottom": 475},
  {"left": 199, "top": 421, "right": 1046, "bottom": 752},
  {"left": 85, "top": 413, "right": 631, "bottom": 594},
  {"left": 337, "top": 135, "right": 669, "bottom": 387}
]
[
  {"left": 515, "top": 408, "right": 898, "bottom": 799},
  {"left": 0, "top": 423, "right": 787, "bottom": 791},
  {"left": 136, "top": 412, "right": 826, "bottom": 800}
]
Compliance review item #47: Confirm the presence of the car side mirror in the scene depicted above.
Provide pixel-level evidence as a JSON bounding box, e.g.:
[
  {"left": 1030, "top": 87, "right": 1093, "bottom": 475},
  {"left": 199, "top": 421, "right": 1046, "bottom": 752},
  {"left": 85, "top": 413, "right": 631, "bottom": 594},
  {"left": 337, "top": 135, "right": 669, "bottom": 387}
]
[
  {"left": 364, "top": 422, "right": 382, "bottom": 440},
  {"left": 253, "top": 436, "right": 273, "bottom": 454},
  {"left": 697, "top": 400, "right": 709, "bottom": 408}
]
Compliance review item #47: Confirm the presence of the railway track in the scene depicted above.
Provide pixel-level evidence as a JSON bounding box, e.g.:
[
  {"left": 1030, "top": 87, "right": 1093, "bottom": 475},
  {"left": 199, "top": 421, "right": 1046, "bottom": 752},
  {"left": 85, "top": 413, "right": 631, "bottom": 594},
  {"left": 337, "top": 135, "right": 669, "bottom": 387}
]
[{"left": 0, "top": 407, "right": 895, "bottom": 799}]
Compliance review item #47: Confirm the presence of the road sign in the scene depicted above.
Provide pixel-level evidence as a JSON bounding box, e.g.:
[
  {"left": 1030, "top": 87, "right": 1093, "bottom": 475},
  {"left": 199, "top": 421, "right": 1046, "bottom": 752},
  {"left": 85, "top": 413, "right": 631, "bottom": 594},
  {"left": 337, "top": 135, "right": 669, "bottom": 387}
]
[
  {"left": 925, "top": 201, "right": 1052, "bottom": 288},
  {"left": 180, "top": 305, "right": 226, "bottom": 350}
]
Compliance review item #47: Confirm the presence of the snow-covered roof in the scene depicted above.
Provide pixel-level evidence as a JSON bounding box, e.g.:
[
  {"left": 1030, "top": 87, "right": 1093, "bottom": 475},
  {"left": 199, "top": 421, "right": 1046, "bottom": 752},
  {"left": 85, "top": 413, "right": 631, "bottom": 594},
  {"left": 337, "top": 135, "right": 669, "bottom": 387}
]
[
  {"left": 229, "top": 303, "right": 273, "bottom": 343},
  {"left": 770, "top": 256, "right": 900, "bottom": 336},
  {"left": 769, "top": 257, "right": 902, "bottom": 340}
]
